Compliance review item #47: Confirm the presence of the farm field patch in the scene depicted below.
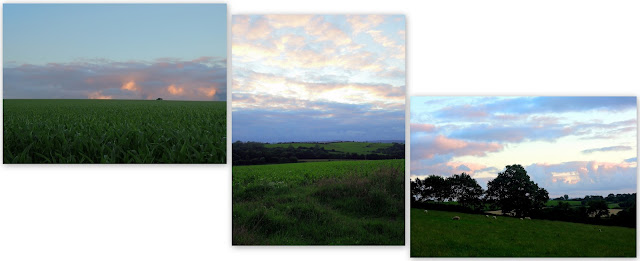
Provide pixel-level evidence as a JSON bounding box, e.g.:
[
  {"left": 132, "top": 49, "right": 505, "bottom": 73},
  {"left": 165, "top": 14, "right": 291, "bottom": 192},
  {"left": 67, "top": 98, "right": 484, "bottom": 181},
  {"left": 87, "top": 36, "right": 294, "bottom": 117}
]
[
  {"left": 3, "top": 99, "right": 226, "bottom": 163},
  {"left": 411, "top": 208, "right": 636, "bottom": 257}
]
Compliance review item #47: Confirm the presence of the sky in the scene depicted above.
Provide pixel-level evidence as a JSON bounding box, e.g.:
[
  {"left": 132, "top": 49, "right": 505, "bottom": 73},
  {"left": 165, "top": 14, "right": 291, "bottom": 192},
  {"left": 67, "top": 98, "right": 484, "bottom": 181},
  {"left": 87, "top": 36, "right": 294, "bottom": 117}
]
[
  {"left": 411, "top": 97, "right": 637, "bottom": 198},
  {"left": 232, "top": 15, "right": 405, "bottom": 143},
  {"left": 3, "top": 4, "right": 227, "bottom": 101}
]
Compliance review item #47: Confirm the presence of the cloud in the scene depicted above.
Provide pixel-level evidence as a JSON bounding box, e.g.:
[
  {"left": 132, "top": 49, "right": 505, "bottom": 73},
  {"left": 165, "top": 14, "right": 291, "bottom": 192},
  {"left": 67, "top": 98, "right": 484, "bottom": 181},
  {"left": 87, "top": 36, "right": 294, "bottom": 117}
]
[
  {"left": 485, "top": 97, "right": 637, "bottom": 115},
  {"left": 233, "top": 71, "right": 404, "bottom": 111},
  {"left": 121, "top": 81, "right": 138, "bottom": 91},
  {"left": 232, "top": 15, "right": 405, "bottom": 142},
  {"left": 232, "top": 104, "right": 405, "bottom": 143},
  {"left": 581, "top": 146, "right": 633, "bottom": 154},
  {"left": 526, "top": 161, "right": 637, "bottom": 197},
  {"left": 411, "top": 134, "right": 503, "bottom": 160},
  {"left": 449, "top": 123, "right": 573, "bottom": 143},
  {"left": 411, "top": 96, "right": 637, "bottom": 196},
  {"left": 438, "top": 104, "right": 489, "bottom": 119},
  {"left": 88, "top": 91, "right": 112, "bottom": 100},
  {"left": 3, "top": 57, "right": 227, "bottom": 101},
  {"left": 346, "top": 15, "right": 385, "bottom": 36},
  {"left": 411, "top": 123, "right": 436, "bottom": 133}
]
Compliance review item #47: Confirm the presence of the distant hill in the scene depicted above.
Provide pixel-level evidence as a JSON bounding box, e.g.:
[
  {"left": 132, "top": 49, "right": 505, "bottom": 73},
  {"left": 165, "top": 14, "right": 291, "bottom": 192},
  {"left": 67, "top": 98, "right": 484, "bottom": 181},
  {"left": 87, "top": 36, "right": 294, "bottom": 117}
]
[
  {"left": 233, "top": 141, "right": 404, "bottom": 166},
  {"left": 265, "top": 141, "right": 401, "bottom": 155}
]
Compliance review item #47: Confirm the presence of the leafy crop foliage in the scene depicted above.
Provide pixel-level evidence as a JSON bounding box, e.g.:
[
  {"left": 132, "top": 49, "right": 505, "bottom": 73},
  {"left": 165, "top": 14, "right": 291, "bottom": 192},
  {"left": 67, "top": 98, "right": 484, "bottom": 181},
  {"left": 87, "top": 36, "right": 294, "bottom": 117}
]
[
  {"left": 411, "top": 209, "right": 636, "bottom": 257},
  {"left": 233, "top": 159, "right": 405, "bottom": 245},
  {"left": 4, "top": 99, "right": 226, "bottom": 163}
]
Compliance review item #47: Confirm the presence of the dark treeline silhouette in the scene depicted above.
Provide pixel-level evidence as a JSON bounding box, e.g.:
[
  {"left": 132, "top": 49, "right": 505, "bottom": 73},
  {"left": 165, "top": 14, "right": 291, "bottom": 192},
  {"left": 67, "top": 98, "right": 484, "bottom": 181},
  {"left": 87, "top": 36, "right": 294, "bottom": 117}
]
[
  {"left": 232, "top": 141, "right": 404, "bottom": 165},
  {"left": 411, "top": 164, "right": 636, "bottom": 228}
]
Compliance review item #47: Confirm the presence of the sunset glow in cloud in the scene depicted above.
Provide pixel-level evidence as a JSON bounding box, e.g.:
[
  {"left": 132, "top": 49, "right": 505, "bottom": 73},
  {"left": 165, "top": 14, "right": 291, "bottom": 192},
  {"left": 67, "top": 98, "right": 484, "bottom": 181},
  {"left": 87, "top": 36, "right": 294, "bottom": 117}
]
[
  {"left": 232, "top": 15, "right": 406, "bottom": 142},
  {"left": 4, "top": 58, "right": 227, "bottom": 101},
  {"left": 411, "top": 97, "right": 637, "bottom": 197},
  {"left": 3, "top": 4, "right": 227, "bottom": 101}
]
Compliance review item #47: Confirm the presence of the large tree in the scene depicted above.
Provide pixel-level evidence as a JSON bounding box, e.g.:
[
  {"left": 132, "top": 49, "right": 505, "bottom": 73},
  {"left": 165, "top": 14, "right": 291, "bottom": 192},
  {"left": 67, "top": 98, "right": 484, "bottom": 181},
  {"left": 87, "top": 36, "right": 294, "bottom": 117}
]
[
  {"left": 588, "top": 200, "right": 610, "bottom": 218},
  {"left": 411, "top": 175, "right": 450, "bottom": 202},
  {"left": 485, "top": 164, "right": 549, "bottom": 217},
  {"left": 447, "top": 173, "right": 484, "bottom": 210}
]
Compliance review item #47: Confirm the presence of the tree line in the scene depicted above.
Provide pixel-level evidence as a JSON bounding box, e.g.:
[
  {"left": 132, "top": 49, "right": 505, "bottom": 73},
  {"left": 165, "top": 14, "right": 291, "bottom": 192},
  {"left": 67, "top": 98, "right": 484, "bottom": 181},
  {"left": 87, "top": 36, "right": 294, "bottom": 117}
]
[
  {"left": 412, "top": 164, "right": 549, "bottom": 216},
  {"left": 232, "top": 141, "right": 404, "bottom": 165},
  {"left": 411, "top": 164, "right": 636, "bottom": 227}
]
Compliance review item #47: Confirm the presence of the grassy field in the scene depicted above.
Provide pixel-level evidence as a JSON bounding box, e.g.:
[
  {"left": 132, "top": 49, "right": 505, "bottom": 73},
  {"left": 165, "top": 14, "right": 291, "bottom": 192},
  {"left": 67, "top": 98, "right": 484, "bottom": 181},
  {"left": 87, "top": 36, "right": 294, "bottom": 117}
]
[
  {"left": 546, "top": 200, "right": 583, "bottom": 207},
  {"left": 233, "top": 159, "right": 404, "bottom": 245},
  {"left": 3, "top": 99, "right": 226, "bottom": 163},
  {"left": 265, "top": 142, "right": 393, "bottom": 154},
  {"left": 547, "top": 200, "right": 621, "bottom": 209},
  {"left": 411, "top": 208, "right": 636, "bottom": 257}
]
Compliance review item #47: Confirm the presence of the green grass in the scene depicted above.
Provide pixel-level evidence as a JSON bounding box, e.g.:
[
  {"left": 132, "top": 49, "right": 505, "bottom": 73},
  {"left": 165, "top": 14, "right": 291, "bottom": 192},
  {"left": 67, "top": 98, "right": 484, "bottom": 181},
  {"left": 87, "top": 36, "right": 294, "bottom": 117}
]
[
  {"left": 608, "top": 203, "right": 621, "bottom": 208},
  {"left": 265, "top": 142, "right": 393, "bottom": 154},
  {"left": 546, "top": 200, "right": 583, "bottom": 207},
  {"left": 3, "top": 99, "right": 226, "bottom": 163},
  {"left": 411, "top": 209, "right": 636, "bottom": 257},
  {"left": 233, "top": 159, "right": 404, "bottom": 245},
  {"left": 547, "top": 200, "right": 622, "bottom": 209}
]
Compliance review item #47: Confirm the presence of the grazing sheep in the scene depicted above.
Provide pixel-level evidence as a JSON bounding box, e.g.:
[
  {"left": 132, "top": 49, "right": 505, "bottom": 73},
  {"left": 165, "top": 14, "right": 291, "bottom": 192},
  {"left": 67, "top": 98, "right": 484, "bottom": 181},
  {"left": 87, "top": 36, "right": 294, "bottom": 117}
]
[
  {"left": 452, "top": 216, "right": 460, "bottom": 220},
  {"left": 599, "top": 229, "right": 602, "bottom": 232},
  {"left": 424, "top": 210, "right": 428, "bottom": 214},
  {"left": 525, "top": 217, "right": 531, "bottom": 220},
  {"left": 485, "top": 215, "right": 489, "bottom": 218},
  {"left": 493, "top": 216, "right": 497, "bottom": 219},
  {"left": 520, "top": 218, "right": 523, "bottom": 220}
]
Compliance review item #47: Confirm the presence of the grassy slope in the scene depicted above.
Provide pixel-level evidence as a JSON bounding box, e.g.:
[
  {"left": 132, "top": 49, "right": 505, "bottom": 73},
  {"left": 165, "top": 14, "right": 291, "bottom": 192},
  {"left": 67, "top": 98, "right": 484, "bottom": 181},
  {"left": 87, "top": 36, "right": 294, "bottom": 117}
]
[
  {"left": 547, "top": 200, "right": 622, "bottom": 209},
  {"left": 546, "top": 200, "right": 583, "bottom": 207},
  {"left": 265, "top": 142, "right": 393, "bottom": 154},
  {"left": 3, "top": 99, "right": 226, "bottom": 163},
  {"left": 233, "top": 160, "right": 404, "bottom": 245},
  {"left": 411, "top": 208, "right": 636, "bottom": 257}
]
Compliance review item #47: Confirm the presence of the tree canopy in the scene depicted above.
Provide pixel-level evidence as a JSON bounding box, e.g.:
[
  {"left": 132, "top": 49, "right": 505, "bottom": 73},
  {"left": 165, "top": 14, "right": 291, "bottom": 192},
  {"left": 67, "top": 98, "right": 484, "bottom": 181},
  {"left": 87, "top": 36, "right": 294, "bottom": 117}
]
[{"left": 485, "top": 164, "right": 549, "bottom": 217}]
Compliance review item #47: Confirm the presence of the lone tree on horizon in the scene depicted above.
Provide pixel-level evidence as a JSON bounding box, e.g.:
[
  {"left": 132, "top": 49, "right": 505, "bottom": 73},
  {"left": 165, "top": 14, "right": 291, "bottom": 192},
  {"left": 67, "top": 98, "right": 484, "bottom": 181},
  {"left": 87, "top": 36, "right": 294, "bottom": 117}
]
[{"left": 485, "top": 164, "right": 549, "bottom": 217}]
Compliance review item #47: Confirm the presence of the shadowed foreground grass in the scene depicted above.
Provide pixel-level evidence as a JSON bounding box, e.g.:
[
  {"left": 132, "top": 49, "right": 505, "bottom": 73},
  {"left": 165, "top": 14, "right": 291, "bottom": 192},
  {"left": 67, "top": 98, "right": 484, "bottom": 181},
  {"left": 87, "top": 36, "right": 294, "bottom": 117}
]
[
  {"left": 411, "top": 208, "right": 636, "bottom": 257},
  {"left": 233, "top": 160, "right": 404, "bottom": 245}
]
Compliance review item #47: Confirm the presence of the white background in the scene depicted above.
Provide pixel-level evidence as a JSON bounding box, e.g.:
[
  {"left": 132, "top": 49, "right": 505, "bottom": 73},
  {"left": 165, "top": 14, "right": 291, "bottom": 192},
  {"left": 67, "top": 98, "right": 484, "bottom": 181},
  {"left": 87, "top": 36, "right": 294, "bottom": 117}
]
[{"left": 1, "top": 0, "right": 639, "bottom": 260}]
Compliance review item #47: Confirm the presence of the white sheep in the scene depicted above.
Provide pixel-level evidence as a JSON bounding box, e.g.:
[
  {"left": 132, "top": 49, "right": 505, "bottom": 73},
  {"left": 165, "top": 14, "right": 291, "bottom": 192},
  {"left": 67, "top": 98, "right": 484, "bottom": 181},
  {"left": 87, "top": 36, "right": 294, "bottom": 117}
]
[
  {"left": 524, "top": 217, "right": 531, "bottom": 220},
  {"left": 452, "top": 216, "right": 460, "bottom": 220},
  {"left": 424, "top": 210, "right": 428, "bottom": 214},
  {"left": 520, "top": 218, "right": 523, "bottom": 220},
  {"left": 485, "top": 215, "right": 489, "bottom": 218},
  {"left": 493, "top": 216, "right": 497, "bottom": 219}
]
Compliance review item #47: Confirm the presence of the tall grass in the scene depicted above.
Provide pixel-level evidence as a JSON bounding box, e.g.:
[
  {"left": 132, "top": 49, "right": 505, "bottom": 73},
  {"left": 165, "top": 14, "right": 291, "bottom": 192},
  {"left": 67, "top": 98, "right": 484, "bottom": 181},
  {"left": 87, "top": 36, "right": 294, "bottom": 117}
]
[
  {"left": 233, "top": 160, "right": 405, "bottom": 245},
  {"left": 3, "top": 99, "right": 226, "bottom": 163}
]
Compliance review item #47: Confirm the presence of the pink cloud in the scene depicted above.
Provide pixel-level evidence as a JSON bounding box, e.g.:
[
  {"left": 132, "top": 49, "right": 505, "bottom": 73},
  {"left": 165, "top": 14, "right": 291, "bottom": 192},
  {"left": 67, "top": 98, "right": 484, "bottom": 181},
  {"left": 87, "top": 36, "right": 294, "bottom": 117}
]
[
  {"left": 88, "top": 91, "right": 112, "bottom": 100},
  {"left": 412, "top": 135, "right": 504, "bottom": 159},
  {"left": 527, "top": 160, "right": 637, "bottom": 196},
  {"left": 411, "top": 123, "right": 436, "bottom": 133},
  {"left": 4, "top": 57, "right": 226, "bottom": 101}
]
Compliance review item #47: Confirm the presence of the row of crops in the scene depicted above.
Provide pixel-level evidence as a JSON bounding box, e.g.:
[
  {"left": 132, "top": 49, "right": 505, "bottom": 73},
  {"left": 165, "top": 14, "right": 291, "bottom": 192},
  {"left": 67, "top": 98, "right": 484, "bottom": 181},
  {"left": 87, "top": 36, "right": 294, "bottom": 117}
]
[{"left": 3, "top": 99, "right": 226, "bottom": 163}]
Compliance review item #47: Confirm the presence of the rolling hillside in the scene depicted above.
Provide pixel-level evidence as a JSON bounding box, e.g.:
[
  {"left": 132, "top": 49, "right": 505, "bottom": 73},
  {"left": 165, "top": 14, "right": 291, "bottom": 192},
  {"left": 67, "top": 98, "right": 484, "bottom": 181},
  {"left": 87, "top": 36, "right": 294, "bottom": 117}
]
[{"left": 411, "top": 208, "right": 636, "bottom": 257}]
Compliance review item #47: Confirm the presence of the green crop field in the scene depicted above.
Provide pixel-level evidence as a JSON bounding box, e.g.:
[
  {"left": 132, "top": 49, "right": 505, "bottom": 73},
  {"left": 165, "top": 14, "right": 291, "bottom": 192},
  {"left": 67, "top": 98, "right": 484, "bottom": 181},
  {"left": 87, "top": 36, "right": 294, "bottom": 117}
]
[
  {"left": 265, "top": 141, "right": 394, "bottom": 154},
  {"left": 3, "top": 99, "right": 226, "bottom": 163},
  {"left": 411, "top": 209, "right": 636, "bottom": 257},
  {"left": 233, "top": 159, "right": 404, "bottom": 245}
]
